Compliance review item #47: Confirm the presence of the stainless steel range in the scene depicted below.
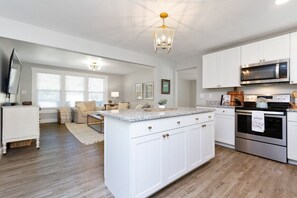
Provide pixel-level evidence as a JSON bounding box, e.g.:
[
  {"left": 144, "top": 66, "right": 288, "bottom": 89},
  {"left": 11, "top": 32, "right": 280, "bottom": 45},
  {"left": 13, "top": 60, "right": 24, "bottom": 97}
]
[{"left": 235, "top": 94, "right": 291, "bottom": 163}]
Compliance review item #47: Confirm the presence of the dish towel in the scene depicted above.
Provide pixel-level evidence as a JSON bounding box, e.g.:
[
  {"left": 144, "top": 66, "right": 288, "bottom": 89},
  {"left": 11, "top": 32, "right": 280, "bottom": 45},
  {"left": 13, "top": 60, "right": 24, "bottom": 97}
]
[{"left": 252, "top": 111, "right": 265, "bottom": 132}]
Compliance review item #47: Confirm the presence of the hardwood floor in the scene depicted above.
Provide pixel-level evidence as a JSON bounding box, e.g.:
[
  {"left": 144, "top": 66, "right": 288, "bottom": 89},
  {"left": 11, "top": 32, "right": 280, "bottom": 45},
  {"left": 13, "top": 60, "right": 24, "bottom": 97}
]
[{"left": 0, "top": 123, "right": 297, "bottom": 198}]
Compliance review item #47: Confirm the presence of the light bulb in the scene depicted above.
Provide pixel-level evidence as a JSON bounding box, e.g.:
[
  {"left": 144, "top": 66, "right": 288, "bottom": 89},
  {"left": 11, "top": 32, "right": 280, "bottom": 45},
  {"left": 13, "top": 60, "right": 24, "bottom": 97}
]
[{"left": 275, "top": 0, "right": 289, "bottom": 5}]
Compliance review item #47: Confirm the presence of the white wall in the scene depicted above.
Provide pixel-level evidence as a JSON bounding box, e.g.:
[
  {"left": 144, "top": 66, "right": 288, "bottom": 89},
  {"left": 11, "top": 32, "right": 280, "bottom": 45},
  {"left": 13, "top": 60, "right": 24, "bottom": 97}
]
[
  {"left": 19, "top": 62, "right": 124, "bottom": 103},
  {"left": 190, "top": 80, "right": 196, "bottom": 107},
  {"left": 122, "top": 68, "right": 154, "bottom": 108},
  {"left": 177, "top": 79, "right": 191, "bottom": 107}
]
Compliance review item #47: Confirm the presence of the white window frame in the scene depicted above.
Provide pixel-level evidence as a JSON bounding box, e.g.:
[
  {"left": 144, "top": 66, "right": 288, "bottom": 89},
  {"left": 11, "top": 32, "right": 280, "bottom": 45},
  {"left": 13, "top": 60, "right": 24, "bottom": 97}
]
[{"left": 32, "top": 67, "right": 108, "bottom": 109}]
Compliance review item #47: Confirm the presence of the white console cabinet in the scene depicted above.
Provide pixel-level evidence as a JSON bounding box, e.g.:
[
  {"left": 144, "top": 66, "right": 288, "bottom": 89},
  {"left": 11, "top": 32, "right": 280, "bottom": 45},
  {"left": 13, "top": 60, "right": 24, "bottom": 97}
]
[{"left": 2, "top": 106, "right": 40, "bottom": 154}]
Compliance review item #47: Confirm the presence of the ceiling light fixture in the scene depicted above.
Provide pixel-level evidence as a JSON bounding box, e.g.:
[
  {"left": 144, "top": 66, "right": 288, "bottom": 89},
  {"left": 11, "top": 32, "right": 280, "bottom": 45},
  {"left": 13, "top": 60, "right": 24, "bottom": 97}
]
[
  {"left": 154, "top": 12, "right": 175, "bottom": 53},
  {"left": 88, "top": 62, "right": 101, "bottom": 71},
  {"left": 275, "top": 0, "right": 289, "bottom": 5}
]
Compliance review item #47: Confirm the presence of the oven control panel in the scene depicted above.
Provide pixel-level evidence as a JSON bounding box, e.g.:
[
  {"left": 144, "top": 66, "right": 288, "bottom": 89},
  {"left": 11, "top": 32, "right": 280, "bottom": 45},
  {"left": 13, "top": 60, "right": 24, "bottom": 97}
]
[{"left": 244, "top": 94, "right": 291, "bottom": 103}]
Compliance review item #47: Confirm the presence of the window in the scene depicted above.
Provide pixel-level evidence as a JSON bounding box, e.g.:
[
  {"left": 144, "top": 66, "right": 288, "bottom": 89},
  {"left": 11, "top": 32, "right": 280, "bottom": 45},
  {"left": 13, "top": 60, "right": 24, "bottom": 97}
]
[
  {"left": 65, "top": 76, "right": 84, "bottom": 107},
  {"left": 88, "top": 78, "right": 104, "bottom": 106},
  {"left": 32, "top": 68, "right": 108, "bottom": 108},
  {"left": 37, "top": 73, "right": 61, "bottom": 108}
]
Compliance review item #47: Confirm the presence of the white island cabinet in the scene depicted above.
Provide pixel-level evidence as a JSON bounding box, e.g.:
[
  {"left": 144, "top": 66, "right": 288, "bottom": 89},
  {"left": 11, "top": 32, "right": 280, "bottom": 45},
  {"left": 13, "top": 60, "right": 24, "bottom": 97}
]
[
  {"left": 288, "top": 112, "right": 297, "bottom": 163},
  {"left": 101, "top": 108, "right": 215, "bottom": 198}
]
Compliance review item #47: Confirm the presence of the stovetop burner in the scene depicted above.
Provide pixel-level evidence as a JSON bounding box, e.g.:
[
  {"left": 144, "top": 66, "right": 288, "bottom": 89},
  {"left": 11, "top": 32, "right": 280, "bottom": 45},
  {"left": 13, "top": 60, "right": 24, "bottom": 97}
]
[{"left": 235, "top": 94, "right": 291, "bottom": 112}]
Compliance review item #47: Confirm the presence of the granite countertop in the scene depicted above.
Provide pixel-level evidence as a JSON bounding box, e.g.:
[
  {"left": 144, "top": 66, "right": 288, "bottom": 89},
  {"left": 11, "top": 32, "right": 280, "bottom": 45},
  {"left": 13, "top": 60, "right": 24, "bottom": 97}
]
[
  {"left": 99, "top": 107, "right": 214, "bottom": 122},
  {"left": 196, "top": 105, "right": 236, "bottom": 109}
]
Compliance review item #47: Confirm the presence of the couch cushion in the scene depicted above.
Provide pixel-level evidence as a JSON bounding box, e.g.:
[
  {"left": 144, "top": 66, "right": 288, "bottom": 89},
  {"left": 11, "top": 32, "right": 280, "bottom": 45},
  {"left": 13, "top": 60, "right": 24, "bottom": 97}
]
[
  {"left": 76, "top": 103, "right": 87, "bottom": 112},
  {"left": 118, "top": 102, "right": 129, "bottom": 110},
  {"left": 82, "top": 111, "right": 97, "bottom": 117}
]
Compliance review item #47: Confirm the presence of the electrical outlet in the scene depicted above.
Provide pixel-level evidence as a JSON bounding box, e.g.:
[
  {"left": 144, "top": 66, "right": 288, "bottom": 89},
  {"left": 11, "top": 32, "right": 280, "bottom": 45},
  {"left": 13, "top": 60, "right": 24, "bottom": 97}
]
[
  {"left": 200, "top": 93, "right": 205, "bottom": 99},
  {"left": 21, "top": 90, "right": 27, "bottom": 94},
  {"left": 209, "top": 93, "right": 212, "bottom": 99}
]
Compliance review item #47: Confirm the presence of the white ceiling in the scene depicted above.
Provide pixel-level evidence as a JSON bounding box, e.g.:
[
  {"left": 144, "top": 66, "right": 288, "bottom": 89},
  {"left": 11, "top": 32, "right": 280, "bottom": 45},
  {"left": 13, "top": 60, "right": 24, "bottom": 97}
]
[
  {"left": 0, "top": 0, "right": 297, "bottom": 61},
  {"left": 0, "top": 37, "right": 153, "bottom": 75}
]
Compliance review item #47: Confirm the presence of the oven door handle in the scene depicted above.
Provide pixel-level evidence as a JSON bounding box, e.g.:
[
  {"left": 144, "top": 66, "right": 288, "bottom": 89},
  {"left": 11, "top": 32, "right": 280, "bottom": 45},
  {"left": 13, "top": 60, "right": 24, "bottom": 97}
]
[{"left": 235, "top": 110, "right": 285, "bottom": 116}]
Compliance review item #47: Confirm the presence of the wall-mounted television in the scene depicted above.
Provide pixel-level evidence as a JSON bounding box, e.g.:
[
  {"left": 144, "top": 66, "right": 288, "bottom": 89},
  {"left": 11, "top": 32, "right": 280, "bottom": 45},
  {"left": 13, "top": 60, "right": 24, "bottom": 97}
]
[{"left": 4, "top": 49, "right": 22, "bottom": 96}]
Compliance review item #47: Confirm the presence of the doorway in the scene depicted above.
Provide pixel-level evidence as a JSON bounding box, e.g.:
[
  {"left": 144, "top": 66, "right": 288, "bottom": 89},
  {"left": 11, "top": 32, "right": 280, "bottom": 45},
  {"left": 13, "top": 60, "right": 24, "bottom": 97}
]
[{"left": 176, "top": 68, "right": 197, "bottom": 107}]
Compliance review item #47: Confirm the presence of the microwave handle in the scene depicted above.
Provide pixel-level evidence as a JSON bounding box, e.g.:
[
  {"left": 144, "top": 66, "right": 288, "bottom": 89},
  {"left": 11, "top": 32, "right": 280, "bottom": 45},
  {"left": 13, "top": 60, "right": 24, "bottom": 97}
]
[{"left": 275, "top": 63, "right": 279, "bottom": 78}]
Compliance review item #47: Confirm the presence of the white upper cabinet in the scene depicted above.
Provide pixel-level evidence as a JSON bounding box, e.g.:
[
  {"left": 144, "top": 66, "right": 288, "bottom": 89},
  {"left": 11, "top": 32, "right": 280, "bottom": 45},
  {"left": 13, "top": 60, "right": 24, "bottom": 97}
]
[
  {"left": 202, "top": 52, "right": 220, "bottom": 88},
  {"left": 220, "top": 47, "right": 241, "bottom": 87},
  {"left": 290, "top": 32, "right": 297, "bottom": 84},
  {"left": 241, "top": 34, "right": 290, "bottom": 66},
  {"left": 241, "top": 42, "right": 261, "bottom": 66},
  {"left": 202, "top": 47, "right": 240, "bottom": 88}
]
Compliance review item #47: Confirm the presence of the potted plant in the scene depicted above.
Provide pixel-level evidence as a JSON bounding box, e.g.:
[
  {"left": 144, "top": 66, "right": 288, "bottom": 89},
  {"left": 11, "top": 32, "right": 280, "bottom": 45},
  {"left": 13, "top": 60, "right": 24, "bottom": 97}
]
[{"left": 158, "top": 99, "right": 167, "bottom": 109}]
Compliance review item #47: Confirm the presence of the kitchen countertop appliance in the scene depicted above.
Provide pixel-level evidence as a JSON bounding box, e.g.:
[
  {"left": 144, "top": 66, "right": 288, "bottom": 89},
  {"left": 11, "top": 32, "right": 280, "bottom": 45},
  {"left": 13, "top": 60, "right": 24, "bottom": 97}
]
[
  {"left": 235, "top": 94, "right": 291, "bottom": 163},
  {"left": 240, "top": 59, "right": 289, "bottom": 85}
]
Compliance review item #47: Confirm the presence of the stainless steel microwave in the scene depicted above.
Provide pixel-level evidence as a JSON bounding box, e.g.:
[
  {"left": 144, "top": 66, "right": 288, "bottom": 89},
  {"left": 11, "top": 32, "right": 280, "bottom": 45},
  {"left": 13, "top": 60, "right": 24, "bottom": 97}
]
[{"left": 240, "top": 59, "right": 289, "bottom": 85}]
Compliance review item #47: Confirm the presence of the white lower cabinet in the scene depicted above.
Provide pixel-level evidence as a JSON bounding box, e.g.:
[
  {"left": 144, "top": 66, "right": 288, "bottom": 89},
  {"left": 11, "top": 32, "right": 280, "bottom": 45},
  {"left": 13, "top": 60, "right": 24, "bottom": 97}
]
[
  {"left": 131, "top": 133, "right": 163, "bottom": 198},
  {"left": 130, "top": 120, "right": 214, "bottom": 198},
  {"left": 288, "top": 112, "right": 297, "bottom": 161},
  {"left": 214, "top": 108, "right": 235, "bottom": 147}
]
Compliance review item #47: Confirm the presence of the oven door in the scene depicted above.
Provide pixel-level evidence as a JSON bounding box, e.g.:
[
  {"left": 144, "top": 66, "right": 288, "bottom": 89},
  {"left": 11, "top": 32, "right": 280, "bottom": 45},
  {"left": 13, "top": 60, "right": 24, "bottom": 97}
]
[{"left": 235, "top": 110, "right": 287, "bottom": 146}]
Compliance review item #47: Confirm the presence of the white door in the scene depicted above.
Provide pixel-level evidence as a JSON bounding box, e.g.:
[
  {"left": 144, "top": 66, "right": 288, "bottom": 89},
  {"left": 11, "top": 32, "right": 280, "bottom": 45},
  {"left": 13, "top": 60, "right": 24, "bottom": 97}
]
[
  {"left": 131, "top": 133, "right": 164, "bottom": 198},
  {"left": 288, "top": 121, "right": 297, "bottom": 161},
  {"left": 202, "top": 122, "right": 215, "bottom": 162},
  {"left": 220, "top": 47, "right": 241, "bottom": 87},
  {"left": 241, "top": 41, "right": 261, "bottom": 66},
  {"left": 290, "top": 32, "right": 297, "bottom": 84},
  {"left": 214, "top": 114, "right": 235, "bottom": 146},
  {"left": 261, "top": 34, "right": 290, "bottom": 62},
  {"left": 164, "top": 128, "right": 187, "bottom": 184},
  {"left": 187, "top": 124, "right": 202, "bottom": 171},
  {"left": 202, "top": 52, "right": 220, "bottom": 88}
]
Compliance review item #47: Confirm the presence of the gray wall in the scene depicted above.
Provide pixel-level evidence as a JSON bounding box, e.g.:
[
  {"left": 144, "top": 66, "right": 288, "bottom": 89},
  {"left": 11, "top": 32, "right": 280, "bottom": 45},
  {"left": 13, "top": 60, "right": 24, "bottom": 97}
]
[
  {"left": 190, "top": 80, "right": 196, "bottom": 107},
  {"left": 122, "top": 68, "right": 154, "bottom": 108},
  {"left": 19, "top": 62, "right": 124, "bottom": 103},
  {"left": 178, "top": 79, "right": 191, "bottom": 107}
]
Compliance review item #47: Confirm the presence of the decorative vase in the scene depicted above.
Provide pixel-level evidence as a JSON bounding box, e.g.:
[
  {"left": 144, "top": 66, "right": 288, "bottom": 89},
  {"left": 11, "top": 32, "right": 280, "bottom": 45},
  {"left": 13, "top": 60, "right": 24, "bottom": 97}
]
[{"left": 159, "top": 105, "right": 165, "bottom": 109}]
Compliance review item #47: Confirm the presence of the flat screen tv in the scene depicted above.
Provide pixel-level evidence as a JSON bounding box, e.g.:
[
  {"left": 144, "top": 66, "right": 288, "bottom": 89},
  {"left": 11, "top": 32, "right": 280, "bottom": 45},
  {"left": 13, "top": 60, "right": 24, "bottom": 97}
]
[{"left": 4, "top": 49, "right": 22, "bottom": 96}]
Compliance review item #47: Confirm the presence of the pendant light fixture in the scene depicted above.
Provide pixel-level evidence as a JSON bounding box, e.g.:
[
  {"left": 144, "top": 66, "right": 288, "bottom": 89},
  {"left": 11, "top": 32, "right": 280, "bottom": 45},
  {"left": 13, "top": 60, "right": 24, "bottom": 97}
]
[
  {"left": 88, "top": 61, "right": 101, "bottom": 71},
  {"left": 154, "top": 12, "right": 175, "bottom": 53}
]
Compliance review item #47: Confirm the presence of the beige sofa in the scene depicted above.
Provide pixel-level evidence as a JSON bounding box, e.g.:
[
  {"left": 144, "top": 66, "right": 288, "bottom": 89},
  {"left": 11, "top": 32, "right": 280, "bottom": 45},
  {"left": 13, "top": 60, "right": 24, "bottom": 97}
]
[{"left": 72, "top": 101, "right": 104, "bottom": 124}]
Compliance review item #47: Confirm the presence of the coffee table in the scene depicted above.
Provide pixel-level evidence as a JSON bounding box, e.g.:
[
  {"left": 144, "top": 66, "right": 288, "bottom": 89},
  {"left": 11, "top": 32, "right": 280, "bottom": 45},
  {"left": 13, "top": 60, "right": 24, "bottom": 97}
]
[{"left": 87, "top": 113, "right": 104, "bottom": 133}]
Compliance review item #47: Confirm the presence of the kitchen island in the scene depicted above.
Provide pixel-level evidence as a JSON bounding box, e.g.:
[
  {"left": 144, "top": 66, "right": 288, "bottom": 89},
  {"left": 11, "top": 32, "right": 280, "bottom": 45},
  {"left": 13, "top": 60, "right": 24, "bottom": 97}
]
[{"left": 100, "top": 108, "right": 215, "bottom": 198}]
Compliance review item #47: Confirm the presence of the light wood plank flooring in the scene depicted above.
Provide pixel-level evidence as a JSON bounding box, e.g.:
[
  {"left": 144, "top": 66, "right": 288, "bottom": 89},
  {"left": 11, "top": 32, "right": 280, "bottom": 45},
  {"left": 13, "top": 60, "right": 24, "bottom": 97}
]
[{"left": 0, "top": 123, "right": 297, "bottom": 198}]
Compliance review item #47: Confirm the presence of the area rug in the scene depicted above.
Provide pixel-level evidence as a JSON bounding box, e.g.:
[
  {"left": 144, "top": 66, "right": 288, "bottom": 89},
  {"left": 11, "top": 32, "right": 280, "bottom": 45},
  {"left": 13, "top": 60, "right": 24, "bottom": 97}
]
[{"left": 65, "top": 123, "right": 104, "bottom": 145}]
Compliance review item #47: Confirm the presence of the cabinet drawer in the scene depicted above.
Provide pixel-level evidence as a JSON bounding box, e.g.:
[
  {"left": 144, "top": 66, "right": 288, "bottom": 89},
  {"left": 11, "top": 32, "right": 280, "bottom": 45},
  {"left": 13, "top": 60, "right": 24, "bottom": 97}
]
[
  {"left": 214, "top": 108, "right": 235, "bottom": 116},
  {"left": 130, "top": 113, "right": 214, "bottom": 138},
  {"left": 288, "top": 112, "right": 297, "bottom": 122}
]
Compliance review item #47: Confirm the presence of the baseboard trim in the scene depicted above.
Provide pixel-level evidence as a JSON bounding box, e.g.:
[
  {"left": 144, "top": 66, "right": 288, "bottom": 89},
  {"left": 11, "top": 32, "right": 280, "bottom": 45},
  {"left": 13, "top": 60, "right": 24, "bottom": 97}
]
[
  {"left": 40, "top": 118, "right": 58, "bottom": 123},
  {"left": 288, "top": 159, "right": 297, "bottom": 165},
  {"left": 215, "top": 141, "right": 235, "bottom": 149}
]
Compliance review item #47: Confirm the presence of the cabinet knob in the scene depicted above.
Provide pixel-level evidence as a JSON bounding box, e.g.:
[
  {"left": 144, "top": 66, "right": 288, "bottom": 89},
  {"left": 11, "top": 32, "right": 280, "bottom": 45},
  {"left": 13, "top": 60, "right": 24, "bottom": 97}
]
[
  {"left": 202, "top": 124, "right": 207, "bottom": 128},
  {"left": 162, "top": 134, "right": 166, "bottom": 138},
  {"left": 148, "top": 126, "right": 152, "bottom": 130},
  {"left": 177, "top": 121, "right": 181, "bottom": 124},
  {"left": 208, "top": 116, "right": 212, "bottom": 118},
  {"left": 195, "top": 118, "right": 199, "bottom": 121},
  {"left": 223, "top": 110, "right": 225, "bottom": 113},
  {"left": 166, "top": 134, "right": 169, "bottom": 137}
]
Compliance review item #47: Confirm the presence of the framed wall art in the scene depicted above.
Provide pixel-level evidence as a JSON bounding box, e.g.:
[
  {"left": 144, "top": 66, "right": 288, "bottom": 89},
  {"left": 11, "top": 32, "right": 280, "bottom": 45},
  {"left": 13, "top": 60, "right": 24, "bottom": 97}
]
[
  {"left": 145, "top": 82, "right": 154, "bottom": 100},
  {"left": 161, "top": 79, "right": 170, "bottom": 94},
  {"left": 135, "top": 83, "right": 143, "bottom": 100}
]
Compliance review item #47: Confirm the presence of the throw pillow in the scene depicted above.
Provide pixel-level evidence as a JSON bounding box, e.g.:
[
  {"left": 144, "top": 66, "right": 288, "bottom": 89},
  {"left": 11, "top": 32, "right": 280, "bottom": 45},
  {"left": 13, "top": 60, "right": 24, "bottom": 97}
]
[
  {"left": 76, "top": 103, "right": 87, "bottom": 112},
  {"left": 135, "top": 103, "right": 144, "bottom": 109},
  {"left": 118, "top": 102, "right": 129, "bottom": 110}
]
